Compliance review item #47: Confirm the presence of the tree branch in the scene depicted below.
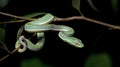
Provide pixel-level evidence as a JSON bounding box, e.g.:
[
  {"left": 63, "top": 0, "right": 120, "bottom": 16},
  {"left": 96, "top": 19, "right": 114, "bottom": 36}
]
[
  {"left": 83, "top": 17, "right": 120, "bottom": 30},
  {"left": 0, "top": 46, "right": 21, "bottom": 62},
  {"left": 0, "top": 20, "right": 26, "bottom": 24},
  {"left": 0, "top": 12, "right": 120, "bottom": 30},
  {"left": 53, "top": 16, "right": 84, "bottom": 21},
  {"left": 0, "top": 12, "right": 35, "bottom": 21},
  {"left": 53, "top": 16, "right": 120, "bottom": 30}
]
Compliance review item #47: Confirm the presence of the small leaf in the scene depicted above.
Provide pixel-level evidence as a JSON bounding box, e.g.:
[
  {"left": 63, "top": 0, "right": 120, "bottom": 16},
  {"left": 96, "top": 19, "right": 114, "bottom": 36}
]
[
  {"left": 0, "top": 28, "right": 10, "bottom": 52},
  {"left": 72, "top": 0, "right": 80, "bottom": 13},
  {"left": 20, "top": 58, "right": 52, "bottom": 67},
  {"left": 0, "top": 0, "right": 9, "bottom": 8},
  {"left": 111, "top": 0, "right": 118, "bottom": 13},
  {"left": 87, "top": 0, "right": 99, "bottom": 12},
  {"left": 84, "top": 53, "right": 112, "bottom": 67},
  {"left": 0, "top": 28, "right": 6, "bottom": 42},
  {"left": 23, "top": 12, "right": 48, "bottom": 18}
]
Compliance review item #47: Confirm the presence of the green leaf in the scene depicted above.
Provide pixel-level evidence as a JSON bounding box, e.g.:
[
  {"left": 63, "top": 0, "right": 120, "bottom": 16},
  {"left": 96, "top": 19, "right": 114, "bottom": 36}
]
[
  {"left": 0, "top": 0, "right": 9, "bottom": 8},
  {"left": 0, "top": 28, "right": 10, "bottom": 52},
  {"left": 20, "top": 58, "right": 52, "bottom": 67},
  {"left": 72, "top": 0, "right": 80, "bottom": 13},
  {"left": 84, "top": 53, "right": 112, "bottom": 67},
  {"left": 111, "top": 0, "right": 118, "bottom": 13},
  {"left": 87, "top": 0, "right": 99, "bottom": 12},
  {"left": 23, "top": 12, "right": 48, "bottom": 18},
  {"left": 0, "top": 28, "right": 6, "bottom": 42}
]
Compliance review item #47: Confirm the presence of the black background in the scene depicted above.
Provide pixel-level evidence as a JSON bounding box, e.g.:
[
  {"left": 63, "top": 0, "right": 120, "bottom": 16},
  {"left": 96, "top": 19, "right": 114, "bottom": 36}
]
[{"left": 0, "top": 0, "right": 120, "bottom": 67}]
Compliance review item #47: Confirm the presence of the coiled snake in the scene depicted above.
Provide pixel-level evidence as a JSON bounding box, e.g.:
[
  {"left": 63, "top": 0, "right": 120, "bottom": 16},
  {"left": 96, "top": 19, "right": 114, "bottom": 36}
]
[{"left": 15, "top": 13, "right": 84, "bottom": 53}]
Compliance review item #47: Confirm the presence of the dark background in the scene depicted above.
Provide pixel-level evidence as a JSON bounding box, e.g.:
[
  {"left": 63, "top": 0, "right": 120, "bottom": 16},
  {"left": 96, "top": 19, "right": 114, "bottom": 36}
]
[{"left": 0, "top": 0, "right": 120, "bottom": 67}]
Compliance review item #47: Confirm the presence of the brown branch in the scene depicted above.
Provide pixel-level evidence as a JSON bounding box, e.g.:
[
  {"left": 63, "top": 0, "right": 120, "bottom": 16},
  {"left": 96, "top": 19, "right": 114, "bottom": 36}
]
[
  {"left": 0, "top": 46, "right": 20, "bottom": 62},
  {"left": 0, "top": 12, "right": 120, "bottom": 30},
  {"left": 53, "top": 16, "right": 84, "bottom": 21},
  {"left": 83, "top": 17, "right": 120, "bottom": 30},
  {"left": 0, "top": 20, "right": 26, "bottom": 24},
  {"left": 53, "top": 16, "right": 120, "bottom": 30},
  {"left": 0, "top": 12, "right": 35, "bottom": 21}
]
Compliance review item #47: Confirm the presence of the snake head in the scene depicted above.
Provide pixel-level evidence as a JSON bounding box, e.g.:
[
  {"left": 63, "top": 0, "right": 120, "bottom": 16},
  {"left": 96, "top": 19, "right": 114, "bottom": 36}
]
[{"left": 69, "top": 37, "right": 84, "bottom": 48}]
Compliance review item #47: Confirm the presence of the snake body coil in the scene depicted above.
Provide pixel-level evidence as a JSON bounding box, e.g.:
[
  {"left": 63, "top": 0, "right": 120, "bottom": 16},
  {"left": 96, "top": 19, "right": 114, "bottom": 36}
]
[{"left": 15, "top": 13, "right": 84, "bottom": 53}]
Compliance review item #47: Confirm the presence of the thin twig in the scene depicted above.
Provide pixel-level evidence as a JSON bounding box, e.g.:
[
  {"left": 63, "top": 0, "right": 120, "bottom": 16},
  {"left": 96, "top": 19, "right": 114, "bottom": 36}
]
[
  {"left": 53, "top": 16, "right": 120, "bottom": 30},
  {"left": 0, "top": 20, "right": 26, "bottom": 24},
  {"left": 83, "top": 17, "right": 120, "bottom": 30},
  {"left": 0, "top": 42, "right": 10, "bottom": 53},
  {"left": 0, "top": 12, "right": 120, "bottom": 30},
  {"left": 53, "top": 16, "right": 84, "bottom": 21},
  {"left": 0, "top": 46, "right": 20, "bottom": 62},
  {"left": 0, "top": 12, "right": 35, "bottom": 21}
]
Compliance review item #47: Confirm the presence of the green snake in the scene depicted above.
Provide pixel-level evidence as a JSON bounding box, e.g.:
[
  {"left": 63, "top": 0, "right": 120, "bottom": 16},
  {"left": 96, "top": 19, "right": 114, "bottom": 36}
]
[{"left": 15, "top": 13, "right": 84, "bottom": 53}]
